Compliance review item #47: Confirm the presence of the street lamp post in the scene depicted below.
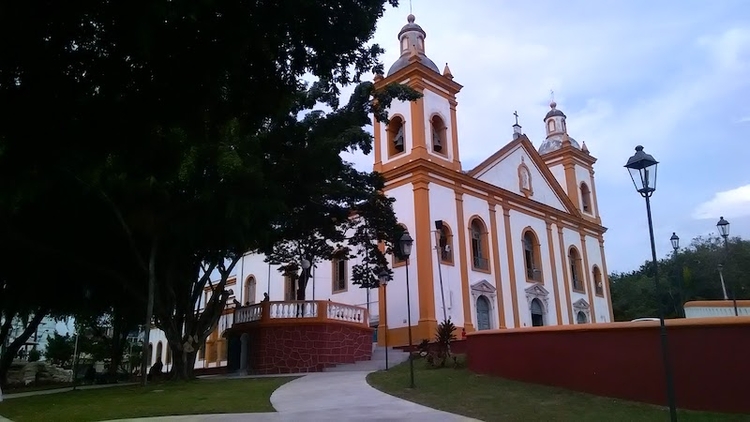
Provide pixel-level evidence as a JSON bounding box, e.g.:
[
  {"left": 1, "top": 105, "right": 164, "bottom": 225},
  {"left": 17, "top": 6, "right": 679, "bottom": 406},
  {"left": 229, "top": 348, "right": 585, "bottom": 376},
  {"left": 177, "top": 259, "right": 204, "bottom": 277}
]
[
  {"left": 670, "top": 233, "right": 683, "bottom": 317},
  {"left": 378, "top": 270, "right": 390, "bottom": 370},
  {"left": 399, "top": 232, "right": 415, "bottom": 389},
  {"left": 716, "top": 217, "right": 738, "bottom": 316},
  {"left": 625, "top": 145, "right": 677, "bottom": 422}
]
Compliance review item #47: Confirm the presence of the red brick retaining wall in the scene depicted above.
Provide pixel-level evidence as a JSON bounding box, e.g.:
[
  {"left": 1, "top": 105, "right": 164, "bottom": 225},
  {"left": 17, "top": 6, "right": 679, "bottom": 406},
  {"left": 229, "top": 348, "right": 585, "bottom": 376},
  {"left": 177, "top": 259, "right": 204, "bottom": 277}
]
[
  {"left": 245, "top": 323, "right": 372, "bottom": 374},
  {"left": 466, "top": 317, "right": 750, "bottom": 414}
]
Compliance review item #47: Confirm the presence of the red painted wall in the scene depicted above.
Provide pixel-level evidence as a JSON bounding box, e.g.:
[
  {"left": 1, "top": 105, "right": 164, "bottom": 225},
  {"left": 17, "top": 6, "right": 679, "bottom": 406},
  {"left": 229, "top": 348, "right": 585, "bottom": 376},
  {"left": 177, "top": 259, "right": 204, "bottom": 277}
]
[
  {"left": 245, "top": 323, "right": 372, "bottom": 374},
  {"left": 467, "top": 317, "right": 750, "bottom": 414}
]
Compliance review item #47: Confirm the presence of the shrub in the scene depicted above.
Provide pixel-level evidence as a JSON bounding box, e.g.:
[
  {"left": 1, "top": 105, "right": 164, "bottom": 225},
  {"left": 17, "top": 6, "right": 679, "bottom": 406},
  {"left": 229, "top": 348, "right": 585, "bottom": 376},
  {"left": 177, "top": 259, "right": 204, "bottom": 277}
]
[{"left": 28, "top": 349, "right": 41, "bottom": 362}]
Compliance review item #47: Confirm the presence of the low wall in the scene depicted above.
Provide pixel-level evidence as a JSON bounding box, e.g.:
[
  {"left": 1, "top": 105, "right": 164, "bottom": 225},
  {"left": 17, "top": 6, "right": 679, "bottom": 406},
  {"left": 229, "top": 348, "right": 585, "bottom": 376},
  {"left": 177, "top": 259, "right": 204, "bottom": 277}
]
[
  {"left": 467, "top": 317, "right": 750, "bottom": 414},
  {"left": 245, "top": 323, "right": 372, "bottom": 374}
]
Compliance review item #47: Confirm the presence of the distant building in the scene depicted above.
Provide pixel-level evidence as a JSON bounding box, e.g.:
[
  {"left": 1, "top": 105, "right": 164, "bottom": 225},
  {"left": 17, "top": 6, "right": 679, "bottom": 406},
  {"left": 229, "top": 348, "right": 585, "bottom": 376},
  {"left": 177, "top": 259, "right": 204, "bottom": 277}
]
[{"left": 684, "top": 300, "right": 750, "bottom": 318}]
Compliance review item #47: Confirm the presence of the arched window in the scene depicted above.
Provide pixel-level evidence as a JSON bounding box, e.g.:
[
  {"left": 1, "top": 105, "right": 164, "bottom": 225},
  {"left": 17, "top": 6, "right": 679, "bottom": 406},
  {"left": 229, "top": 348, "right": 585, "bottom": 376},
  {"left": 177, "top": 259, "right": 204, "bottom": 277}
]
[
  {"left": 522, "top": 229, "right": 543, "bottom": 282},
  {"left": 577, "top": 311, "right": 588, "bottom": 324},
  {"left": 332, "top": 249, "right": 349, "bottom": 294},
  {"left": 580, "top": 183, "right": 592, "bottom": 213},
  {"left": 147, "top": 343, "right": 153, "bottom": 367},
  {"left": 469, "top": 217, "right": 490, "bottom": 271},
  {"left": 547, "top": 120, "right": 555, "bottom": 133},
  {"left": 387, "top": 116, "right": 406, "bottom": 157},
  {"left": 165, "top": 345, "right": 172, "bottom": 365},
  {"left": 430, "top": 115, "right": 447, "bottom": 154},
  {"left": 155, "top": 342, "right": 163, "bottom": 365},
  {"left": 569, "top": 247, "right": 584, "bottom": 292},
  {"left": 530, "top": 298, "right": 544, "bottom": 327},
  {"left": 437, "top": 222, "right": 454, "bottom": 264},
  {"left": 476, "top": 296, "right": 491, "bottom": 330},
  {"left": 244, "top": 276, "right": 257, "bottom": 305},
  {"left": 593, "top": 266, "right": 604, "bottom": 296}
]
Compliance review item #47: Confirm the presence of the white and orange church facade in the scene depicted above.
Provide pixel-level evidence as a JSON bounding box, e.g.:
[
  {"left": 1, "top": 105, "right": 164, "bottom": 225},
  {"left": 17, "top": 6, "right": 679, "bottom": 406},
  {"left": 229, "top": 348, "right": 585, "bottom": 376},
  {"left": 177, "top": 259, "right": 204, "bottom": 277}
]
[{"left": 146, "top": 14, "right": 614, "bottom": 369}]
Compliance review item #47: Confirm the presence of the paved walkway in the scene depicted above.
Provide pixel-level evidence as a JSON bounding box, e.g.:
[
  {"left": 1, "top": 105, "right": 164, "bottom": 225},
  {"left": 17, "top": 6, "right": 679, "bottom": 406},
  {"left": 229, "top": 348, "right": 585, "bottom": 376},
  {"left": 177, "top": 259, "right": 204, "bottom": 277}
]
[
  {"left": 108, "top": 370, "right": 479, "bottom": 422},
  {"left": 1, "top": 371, "right": 479, "bottom": 422}
]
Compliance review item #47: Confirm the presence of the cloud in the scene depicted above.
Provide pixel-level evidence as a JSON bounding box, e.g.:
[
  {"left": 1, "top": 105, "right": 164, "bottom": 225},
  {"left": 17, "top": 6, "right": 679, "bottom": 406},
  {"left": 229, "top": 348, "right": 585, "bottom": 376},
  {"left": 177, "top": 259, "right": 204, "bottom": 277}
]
[{"left": 692, "top": 184, "right": 750, "bottom": 220}]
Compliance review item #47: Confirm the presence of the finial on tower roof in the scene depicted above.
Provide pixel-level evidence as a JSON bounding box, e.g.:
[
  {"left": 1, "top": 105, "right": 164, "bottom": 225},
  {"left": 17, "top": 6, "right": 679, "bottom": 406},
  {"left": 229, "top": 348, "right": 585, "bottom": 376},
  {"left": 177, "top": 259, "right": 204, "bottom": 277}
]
[{"left": 443, "top": 63, "right": 453, "bottom": 79}]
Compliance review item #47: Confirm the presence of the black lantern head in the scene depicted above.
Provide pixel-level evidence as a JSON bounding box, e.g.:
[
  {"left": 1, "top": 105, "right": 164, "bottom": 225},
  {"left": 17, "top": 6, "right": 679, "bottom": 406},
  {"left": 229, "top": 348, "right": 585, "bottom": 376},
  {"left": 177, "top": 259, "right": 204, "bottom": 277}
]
[
  {"left": 399, "top": 232, "right": 414, "bottom": 258},
  {"left": 716, "top": 216, "right": 730, "bottom": 238},
  {"left": 670, "top": 232, "right": 679, "bottom": 251},
  {"left": 624, "top": 145, "right": 658, "bottom": 197},
  {"left": 378, "top": 270, "right": 389, "bottom": 286}
]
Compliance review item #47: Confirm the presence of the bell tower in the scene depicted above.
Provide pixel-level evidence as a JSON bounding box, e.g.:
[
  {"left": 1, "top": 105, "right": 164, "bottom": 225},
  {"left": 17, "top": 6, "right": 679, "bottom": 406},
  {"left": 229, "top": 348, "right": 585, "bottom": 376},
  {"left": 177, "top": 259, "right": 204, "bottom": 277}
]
[
  {"left": 538, "top": 101, "right": 602, "bottom": 224},
  {"left": 372, "top": 14, "right": 463, "bottom": 174}
]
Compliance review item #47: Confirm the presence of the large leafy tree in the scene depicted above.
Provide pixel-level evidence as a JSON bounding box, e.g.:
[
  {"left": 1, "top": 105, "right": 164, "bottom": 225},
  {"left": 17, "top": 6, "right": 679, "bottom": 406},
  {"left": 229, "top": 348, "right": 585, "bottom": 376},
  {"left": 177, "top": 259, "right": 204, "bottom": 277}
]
[
  {"left": 1, "top": 0, "right": 411, "bottom": 380},
  {"left": 264, "top": 83, "right": 417, "bottom": 300},
  {"left": 610, "top": 235, "right": 749, "bottom": 321}
]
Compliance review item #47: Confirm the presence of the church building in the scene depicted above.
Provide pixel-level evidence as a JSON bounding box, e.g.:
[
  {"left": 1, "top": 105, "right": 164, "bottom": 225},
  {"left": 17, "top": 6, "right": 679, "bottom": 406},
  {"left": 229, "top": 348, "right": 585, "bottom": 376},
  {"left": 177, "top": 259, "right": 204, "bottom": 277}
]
[{"left": 146, "top": 14, "right": 613, "bottom": 369}]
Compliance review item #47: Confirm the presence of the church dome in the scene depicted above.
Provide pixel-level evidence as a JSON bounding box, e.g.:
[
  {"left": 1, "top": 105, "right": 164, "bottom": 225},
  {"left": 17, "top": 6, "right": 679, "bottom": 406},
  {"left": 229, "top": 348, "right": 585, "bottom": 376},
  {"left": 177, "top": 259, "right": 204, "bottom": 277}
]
[
  {"left": 387, "top": 54, "right": 440, "bottom": 76},
  {"left": 538, "top": 135, "right": 581, "bottom": 155},
  {"left": 544, "top": 101, "right": 566, "bottom": 120},
  {"left": 386, "top": 14, "right": 441, "bottom": 76},
  {"left": 538, "top": 100, "right": 581, "bottom": 155}
]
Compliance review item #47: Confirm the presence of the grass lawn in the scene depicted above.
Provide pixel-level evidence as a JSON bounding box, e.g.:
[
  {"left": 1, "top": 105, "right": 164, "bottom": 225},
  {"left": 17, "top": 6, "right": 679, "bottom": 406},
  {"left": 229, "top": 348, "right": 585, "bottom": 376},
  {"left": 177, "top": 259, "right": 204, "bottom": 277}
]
[
  {"left": 367, "top": 357, "right": 750, "bottom": 422},
  {"left": 0, "top": 377, "right": 296, "bottom": 422}
]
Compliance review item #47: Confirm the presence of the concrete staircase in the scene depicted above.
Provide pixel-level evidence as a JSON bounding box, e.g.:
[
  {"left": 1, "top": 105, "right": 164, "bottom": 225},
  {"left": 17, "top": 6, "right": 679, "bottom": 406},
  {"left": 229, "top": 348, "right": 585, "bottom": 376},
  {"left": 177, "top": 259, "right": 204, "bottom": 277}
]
[{"left": 324, "top": 346, "right": 411, "bottom": 372}]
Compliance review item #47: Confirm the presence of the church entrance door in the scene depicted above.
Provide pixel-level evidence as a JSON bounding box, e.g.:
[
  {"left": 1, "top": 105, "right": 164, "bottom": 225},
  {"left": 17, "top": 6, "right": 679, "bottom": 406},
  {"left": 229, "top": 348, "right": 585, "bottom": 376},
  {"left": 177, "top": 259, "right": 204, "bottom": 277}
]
[{"left": 476, "top": 296, "right": 491, "bottom": 330}]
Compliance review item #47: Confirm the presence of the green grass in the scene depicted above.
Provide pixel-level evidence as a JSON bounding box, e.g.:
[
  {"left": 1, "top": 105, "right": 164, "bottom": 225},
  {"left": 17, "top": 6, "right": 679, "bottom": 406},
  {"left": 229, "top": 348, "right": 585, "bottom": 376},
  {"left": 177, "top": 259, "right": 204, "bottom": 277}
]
[
  {"left": 0, "top": 377, "right": 296, "bottom": 422},
  {"left": 367, "top": 357, "right": 750, "bottom": 422}
]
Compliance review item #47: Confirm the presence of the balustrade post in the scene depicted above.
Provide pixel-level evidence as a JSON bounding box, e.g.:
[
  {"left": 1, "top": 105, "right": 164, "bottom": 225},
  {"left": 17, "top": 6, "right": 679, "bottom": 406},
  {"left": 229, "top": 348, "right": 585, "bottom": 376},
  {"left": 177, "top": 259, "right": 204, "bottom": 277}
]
[
  {"left": 318, "top": 300, "right": 329, "bottom": 322},
  {"left": 261, "top": 301, "right": 271, "bottom": 322}
]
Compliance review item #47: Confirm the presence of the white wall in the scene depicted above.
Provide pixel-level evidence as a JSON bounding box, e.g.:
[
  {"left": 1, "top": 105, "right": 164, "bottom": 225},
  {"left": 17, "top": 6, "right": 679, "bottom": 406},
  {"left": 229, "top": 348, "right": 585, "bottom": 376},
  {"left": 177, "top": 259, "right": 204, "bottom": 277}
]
[
  {"left": 383, "top": 182, "right": 418, "bottom": 330},
  {"left": 474, "top": 145, "right": 566, "bottom": 212},
  {"left": 428, "top": 183, "right": 463, "bottom": 323}
]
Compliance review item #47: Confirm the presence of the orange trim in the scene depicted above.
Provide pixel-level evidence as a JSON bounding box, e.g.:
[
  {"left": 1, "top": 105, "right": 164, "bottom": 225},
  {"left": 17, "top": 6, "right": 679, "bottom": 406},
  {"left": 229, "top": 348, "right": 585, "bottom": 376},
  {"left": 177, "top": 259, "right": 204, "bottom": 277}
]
[
  {"left": 375, "top": 61, "right": 463, "bottom": 99},
  {"left": 546, "top": 222, "right": 563, "bottom": 325},
  {"left": 502, "top": 206, "right": 520, "bottom": 327},
  {"left": 413, "top": 180, "right": 437, "bottom": 325},
  {"left": 488, "top": 204, "right": 507, "bottom": 328},
  {"left": 455, "top": 192, "right": 474, "bottom": 331},
  {"left": 466, "top": 135, "right": 582, "bottom": 219},
  {"left": 467, "top": 316, "right": 750, "bottom": 336},
  {"left": 684, "top": 300, "right": 750, "bottom": 308},
  {"left": 449, "top": 101, "right": 462, "bottom": 170},
  {"left": 564, "top": 162, "right": 581, "bottom": 212},
  {"left": 597, "top": 236, "right": 614, "bottom": 322},
  {"left": 381, "top": 160, "right": 604, "bottom": 236},
  {"left": 579, "top": 235, "right": 597, "bottom": 322}
]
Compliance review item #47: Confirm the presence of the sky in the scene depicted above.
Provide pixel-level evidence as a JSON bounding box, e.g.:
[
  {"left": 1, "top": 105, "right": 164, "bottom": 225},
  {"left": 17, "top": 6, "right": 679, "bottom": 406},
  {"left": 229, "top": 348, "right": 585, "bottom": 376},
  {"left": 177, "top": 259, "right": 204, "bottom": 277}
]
[{"left": 337, "top": 0, "right": 750, "bottom": 274}]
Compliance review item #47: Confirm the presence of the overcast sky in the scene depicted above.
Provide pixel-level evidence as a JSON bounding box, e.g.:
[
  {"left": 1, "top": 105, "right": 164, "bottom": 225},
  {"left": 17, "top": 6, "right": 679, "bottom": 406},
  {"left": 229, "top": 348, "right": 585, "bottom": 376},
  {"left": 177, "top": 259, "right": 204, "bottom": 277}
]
[{"left": 337, "top": 0, "right": 750, "bottom": 274}]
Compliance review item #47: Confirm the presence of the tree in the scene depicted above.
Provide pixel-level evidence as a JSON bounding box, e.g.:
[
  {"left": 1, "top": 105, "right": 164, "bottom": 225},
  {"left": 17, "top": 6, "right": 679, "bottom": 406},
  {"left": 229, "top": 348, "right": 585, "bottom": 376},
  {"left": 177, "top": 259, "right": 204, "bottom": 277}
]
[
  {"left": 0, "top": 0, "right": 411, "bottom": 381},
  {"left": 263, "top": 83, "right": 418, "bottom": 299},
  {"left": 610, "top": 235, "right": 750, "bottom": 321},
  {"left": 44, "top": 333, "right": 75, "bottom": 368}
]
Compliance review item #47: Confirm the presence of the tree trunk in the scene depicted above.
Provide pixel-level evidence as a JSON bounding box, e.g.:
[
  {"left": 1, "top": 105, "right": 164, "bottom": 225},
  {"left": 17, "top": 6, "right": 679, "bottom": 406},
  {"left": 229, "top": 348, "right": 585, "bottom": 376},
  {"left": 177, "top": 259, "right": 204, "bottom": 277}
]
[
  {"left": 170, "top": 346, "right": 198, "bottom": 380},
  {"left": 140, "top": 238, "right": 158, "bottom": 386},
  {"left": 108, "top": 312, "right": 128, "bottom": 376},
  {"left": 0, "top": 310, "right": 47, "bottom": 386},
  {"left": 296, "top": 268, "right": 310, "bottom": 301}
]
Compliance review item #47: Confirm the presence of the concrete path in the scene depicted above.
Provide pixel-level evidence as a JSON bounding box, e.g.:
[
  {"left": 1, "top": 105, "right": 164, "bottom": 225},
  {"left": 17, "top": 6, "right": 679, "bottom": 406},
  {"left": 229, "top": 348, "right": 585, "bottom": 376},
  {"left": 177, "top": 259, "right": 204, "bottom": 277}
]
[
  {"left": 1, "top": 368, "right": 479, "bottom": 422},
  {"left": 104, "top": 370, "right": 479, "bottom": 422}
]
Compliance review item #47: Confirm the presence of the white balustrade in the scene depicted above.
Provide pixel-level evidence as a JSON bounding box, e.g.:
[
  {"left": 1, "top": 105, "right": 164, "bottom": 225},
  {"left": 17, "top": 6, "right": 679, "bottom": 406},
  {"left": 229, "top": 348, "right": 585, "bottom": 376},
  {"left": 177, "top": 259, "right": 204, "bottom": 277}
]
[
  {"left": 233, "top": 300, "right": 368, "bottom": 327},
  {"left": 327, "top": 302, "right": 366, "bottom": 324},
  {"left": 234, "top": 304, "right": 263, "bottom": 324},
  {"left": 268, "top": 301, "right": 318, "bottom": 319}
]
